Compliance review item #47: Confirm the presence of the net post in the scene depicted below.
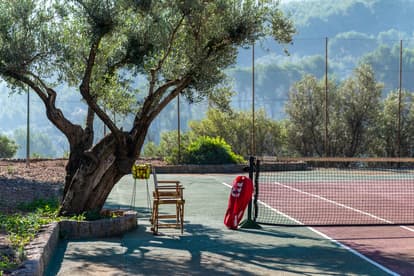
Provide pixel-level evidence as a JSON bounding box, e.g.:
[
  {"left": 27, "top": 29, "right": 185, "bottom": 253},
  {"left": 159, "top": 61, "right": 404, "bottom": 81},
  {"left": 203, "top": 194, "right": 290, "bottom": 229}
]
[
  {"left": 253, "top": 158, "right": 260, "bottom": 222},
  {"left": 239, "top": 156, "right": 261, "bottom": 229}
]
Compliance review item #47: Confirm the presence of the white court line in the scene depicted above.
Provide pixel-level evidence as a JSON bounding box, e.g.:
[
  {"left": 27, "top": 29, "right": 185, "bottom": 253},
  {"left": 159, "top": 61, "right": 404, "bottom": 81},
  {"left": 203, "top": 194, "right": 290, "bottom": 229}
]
[
  {"left": 275, "top": 182, "right": 393, "bottom": 224},
  {"left": 221, "top": 181, "right": 399, "bottom": 276}
]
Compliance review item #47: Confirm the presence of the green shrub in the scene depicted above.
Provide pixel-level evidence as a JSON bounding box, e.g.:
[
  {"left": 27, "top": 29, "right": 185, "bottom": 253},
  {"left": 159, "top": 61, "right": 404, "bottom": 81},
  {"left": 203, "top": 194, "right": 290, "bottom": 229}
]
[
  {"left": 17, "top": 198, "right": 60, "bottom": 216},
  {"left": 182, "top": 136, "right": 244, "bottom": 165},
  {"left": 0, "top": 135, "right": 18, "bottom": 158}
]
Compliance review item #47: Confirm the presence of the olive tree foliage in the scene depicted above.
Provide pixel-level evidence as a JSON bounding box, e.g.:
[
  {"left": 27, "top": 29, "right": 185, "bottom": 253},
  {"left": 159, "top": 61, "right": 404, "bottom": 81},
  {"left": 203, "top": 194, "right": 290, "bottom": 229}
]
[
  {"left": 0, "top": 134, "right": 18, "bottom": 158},
  {"left": 189, "top": 108, "right": 287, "bottom": 157},
  {"left": 0, "top": 0, "right": 294, "bottom": 215},
  {"left": 373, "top": 90, "right": 414, "bottom": 157},
  {"left": 286, "top": 64, "right": 382, "bottom": 157},
  {"left": 335, "top": 64, "right": 383, "bottom": 157},
  {"left": 285, "top": 75, "right": 335, "bottom": 156},
  {"left": 143, "top": 107, "right": 288, "bottom": 162}
]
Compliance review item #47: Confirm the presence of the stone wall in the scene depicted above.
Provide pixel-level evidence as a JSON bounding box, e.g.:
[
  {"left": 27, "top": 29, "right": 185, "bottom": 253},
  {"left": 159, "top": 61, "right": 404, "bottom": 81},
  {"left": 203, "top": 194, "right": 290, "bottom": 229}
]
[
  {"left": 11, "top": 210, "right": 137, "bottom": 276},
  {"left": 11, "top": 223, "right": 59, "bottom": 276},
  {"left": 59, "top": 210, "right": 137, "bottom": 239}
]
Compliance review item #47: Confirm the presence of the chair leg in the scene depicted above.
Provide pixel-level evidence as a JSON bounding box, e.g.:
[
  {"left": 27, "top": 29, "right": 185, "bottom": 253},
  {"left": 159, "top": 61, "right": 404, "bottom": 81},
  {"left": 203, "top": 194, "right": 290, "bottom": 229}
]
[
  {"left": 151, "top": 201, "right": 159, "bottom": 234},
  {"left": 180, "top": 203, "right": 184, "bottom": 234},
  {"left": 176, "top": 203, "right": 180, "bottom": 227},
  {"left": 151, "top": 199, "right": 184, "bottom": 235}
]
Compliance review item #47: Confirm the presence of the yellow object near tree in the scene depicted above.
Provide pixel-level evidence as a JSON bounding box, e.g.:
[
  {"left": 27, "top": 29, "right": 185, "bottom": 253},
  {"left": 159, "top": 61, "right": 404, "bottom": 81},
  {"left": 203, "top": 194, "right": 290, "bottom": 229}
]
[{"left": 132, "top": 163, "right": 151, "bottom": 179}]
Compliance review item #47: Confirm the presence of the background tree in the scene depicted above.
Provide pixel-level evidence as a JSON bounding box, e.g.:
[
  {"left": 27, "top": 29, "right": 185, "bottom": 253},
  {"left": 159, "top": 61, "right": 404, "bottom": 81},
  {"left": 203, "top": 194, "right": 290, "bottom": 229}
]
[
  {"left": 285, "top": 64, "right": 382, "bottom": 157},
  {"left": 189, "top": 108, "right": 287, "bottom": 157},
  {"left": 285, "top": 75, "right": 330, "bottom": 156},
  {"left": 0, "top": 135, "right": 18, "bottom": 158},
  {"left": 143, "top": 108, "right": 288, "bottom": 163},
  {"left": 335, "top": 64, "right": 383, "bottom": 157},
  {"left": 13, "top": 128, "right": 58, "bottom": 158},
  {"left": 0, "top": 0, "right": 294, "bottom": 215},
  {"left": 373, "top": 90, "right": 414, "bottom": 157}
]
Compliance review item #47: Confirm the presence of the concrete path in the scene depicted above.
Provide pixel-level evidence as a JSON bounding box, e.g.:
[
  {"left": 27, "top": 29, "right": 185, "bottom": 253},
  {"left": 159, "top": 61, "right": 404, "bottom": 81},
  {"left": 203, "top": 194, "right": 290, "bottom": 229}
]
[{"left": 45, "top": 174, "right": 392, "bottom": 275}]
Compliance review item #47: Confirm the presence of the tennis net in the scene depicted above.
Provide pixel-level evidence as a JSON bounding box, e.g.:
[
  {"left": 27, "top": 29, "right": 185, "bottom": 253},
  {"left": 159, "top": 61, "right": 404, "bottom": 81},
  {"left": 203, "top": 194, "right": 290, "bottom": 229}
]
[{"left": 252, "top": 157, "right": 414, "bottom": 226}]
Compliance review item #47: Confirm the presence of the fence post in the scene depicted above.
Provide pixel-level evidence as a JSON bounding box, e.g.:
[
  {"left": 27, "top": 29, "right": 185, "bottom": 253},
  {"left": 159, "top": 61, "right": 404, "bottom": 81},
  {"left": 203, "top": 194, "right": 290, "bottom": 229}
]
[
  {"left": 177, "top": 94, "right": 181, "bottom": 163},
  {"left": 398, "top": 39, "right": 402, "bottom": 158},
  {"left": 324, "top": 36, "right": 329, "bottom": 157},
  {"left": 251, "top": 43, "right": 256, "bottom": 156},
  {"left": 26, "top": 85, "right": 30, "bottom": 168}
]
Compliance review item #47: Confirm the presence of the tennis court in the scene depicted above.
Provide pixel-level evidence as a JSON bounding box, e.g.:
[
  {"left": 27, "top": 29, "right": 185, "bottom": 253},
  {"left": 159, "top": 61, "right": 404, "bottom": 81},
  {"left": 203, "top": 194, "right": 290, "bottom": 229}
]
[
  {"left": 252, "top": 157, "right": 414, "bottom": 274},
  {"left": 257, "top": 170, "right": 414, "bottom": 226},
  {"left": 46, "top": 172, "right": 410, "bottom": 275}
]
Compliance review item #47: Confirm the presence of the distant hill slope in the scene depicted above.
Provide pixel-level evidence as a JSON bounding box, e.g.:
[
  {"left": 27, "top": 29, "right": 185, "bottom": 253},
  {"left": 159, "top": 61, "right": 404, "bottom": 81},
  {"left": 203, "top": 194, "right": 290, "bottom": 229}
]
[{"left": 2, "top": 0, "right": 414, "bottom": 157}]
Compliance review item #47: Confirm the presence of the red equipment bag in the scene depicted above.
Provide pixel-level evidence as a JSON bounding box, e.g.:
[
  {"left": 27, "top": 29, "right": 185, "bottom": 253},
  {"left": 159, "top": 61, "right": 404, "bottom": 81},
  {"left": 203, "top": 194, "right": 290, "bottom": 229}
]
[{"left": 224, "top": 175, "right": 254, "bottom": 229}]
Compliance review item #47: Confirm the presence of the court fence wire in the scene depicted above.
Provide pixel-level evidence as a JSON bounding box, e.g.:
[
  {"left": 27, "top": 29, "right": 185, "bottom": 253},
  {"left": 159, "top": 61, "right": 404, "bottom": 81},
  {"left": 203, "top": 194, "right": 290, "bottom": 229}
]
[{"left": 249, "top": 156, "right": 414, "bottom": 227}]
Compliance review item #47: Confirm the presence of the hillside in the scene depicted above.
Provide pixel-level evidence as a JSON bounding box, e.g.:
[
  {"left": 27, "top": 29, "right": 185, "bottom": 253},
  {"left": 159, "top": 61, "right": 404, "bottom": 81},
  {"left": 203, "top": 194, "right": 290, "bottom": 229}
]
[{"left": 1, "top": 0, "right": 413, "bottom": 157}]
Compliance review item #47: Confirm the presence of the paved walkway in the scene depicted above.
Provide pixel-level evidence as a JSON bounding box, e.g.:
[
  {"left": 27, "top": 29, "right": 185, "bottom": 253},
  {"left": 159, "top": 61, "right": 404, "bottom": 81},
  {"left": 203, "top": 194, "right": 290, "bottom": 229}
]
[{"left": 46, "top": 174, "right": 392, "bottom": 275}]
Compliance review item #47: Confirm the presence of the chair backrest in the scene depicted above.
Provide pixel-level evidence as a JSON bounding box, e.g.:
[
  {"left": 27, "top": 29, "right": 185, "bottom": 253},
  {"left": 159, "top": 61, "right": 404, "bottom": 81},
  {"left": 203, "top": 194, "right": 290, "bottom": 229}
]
[
  {"left": 151, "top": 167, "right": 183, "bottom": 199},
  {"left": 152, "top": 166, "right": 159, "bottom": 189}
]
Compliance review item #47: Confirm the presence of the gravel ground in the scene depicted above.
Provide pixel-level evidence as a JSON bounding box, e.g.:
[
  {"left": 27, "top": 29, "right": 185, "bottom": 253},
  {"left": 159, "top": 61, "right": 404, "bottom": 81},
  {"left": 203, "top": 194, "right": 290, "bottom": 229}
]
[
  {"left": 0, "top": 158, "right": 166, "bottom": 275},
  {"left": 0, "top": 159, "right": 66, "bottom": 275},
  {"left": 0, "top": 159, "right": 65, "bottom": 214}
]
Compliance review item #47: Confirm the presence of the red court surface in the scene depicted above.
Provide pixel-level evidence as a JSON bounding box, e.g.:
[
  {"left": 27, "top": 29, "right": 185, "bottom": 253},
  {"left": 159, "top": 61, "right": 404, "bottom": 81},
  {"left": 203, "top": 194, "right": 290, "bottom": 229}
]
[
  {"left": 314, "top": 225, "right": 414, "bottom": 275},
  {"left": 259, "top": 180, "right": 414, "bottom": 225},
  {"left": 257, "top": 181, "right": 414, "bottom": 275}
]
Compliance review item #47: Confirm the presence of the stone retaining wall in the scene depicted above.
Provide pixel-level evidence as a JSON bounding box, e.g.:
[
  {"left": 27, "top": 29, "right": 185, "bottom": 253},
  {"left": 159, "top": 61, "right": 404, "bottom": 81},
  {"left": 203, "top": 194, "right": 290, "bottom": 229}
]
[
  {"left": 11, "top": 210, "right": 137, "bottom": 276},
  {"left": 11, "top": 223, "right": 59, "bottom": 276},
  {"left": 59, "top": 210, "right": 137, "bottom": 239}
]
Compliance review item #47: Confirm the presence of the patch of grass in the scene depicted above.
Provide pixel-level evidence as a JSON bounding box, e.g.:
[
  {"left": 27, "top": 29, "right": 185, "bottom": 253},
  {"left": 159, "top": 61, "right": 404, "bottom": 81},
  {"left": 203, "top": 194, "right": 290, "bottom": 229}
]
[
  {"left": 0, "top": 254, "right": 18, "bottom": 273},
  {"left": 6, "top": 166, "right": 14, "bottom": 175},
  {"left": 0, "top": 198, "right": 121, "bottom": 274},
  {"left": 18, "top": 198, "right": 60, "bottom": 216},
  {"left": 69, "top": 213, "right": 86, "bottom": 222},
  {"left": 67, "top": 210, "right": 117, "bottom": 222},
  {"left": 0, "top": 198, "right": 61, "bottom": 272}
]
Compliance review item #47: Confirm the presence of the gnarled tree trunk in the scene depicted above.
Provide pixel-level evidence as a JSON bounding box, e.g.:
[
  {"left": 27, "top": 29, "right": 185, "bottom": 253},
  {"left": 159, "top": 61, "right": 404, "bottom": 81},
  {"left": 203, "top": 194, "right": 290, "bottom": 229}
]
[{"left": 59, "top": 132, "right": 140, "bottom": 216}]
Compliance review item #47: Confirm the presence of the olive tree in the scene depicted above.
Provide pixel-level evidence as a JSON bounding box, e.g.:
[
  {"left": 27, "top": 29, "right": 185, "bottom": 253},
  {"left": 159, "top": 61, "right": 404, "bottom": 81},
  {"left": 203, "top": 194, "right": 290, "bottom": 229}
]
[
  {"left": 0, "top": 134, "right": 18, "bottom": 158},
  {"left": 374, "top": 90, "right": 414, "bottom": 157},
  {"left": 0, "top": 0, "right": 294, "bottom": 215}
]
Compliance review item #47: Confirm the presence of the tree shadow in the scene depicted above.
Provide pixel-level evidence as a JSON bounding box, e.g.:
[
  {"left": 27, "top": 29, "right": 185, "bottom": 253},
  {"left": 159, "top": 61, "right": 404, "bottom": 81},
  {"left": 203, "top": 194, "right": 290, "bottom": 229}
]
[{"left": 46, "top": 222, "right": 390, "bottom": 276}]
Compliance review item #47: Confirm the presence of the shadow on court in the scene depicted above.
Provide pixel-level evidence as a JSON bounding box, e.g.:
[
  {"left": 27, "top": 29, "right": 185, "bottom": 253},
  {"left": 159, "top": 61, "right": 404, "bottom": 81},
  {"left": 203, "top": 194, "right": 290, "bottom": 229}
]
[
  {"left": 45, "top": 174, "right": 392, "bottom": 275},
  {"left": 46, "top": 221, "right": 391, "bottom": 276}
]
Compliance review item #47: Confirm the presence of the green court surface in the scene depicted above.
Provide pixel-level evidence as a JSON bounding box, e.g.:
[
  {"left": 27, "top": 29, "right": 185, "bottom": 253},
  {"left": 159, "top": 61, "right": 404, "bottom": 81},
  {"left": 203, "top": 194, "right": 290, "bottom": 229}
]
[{"left": 46, "top": 174, "right": 393, "bottom": 275}]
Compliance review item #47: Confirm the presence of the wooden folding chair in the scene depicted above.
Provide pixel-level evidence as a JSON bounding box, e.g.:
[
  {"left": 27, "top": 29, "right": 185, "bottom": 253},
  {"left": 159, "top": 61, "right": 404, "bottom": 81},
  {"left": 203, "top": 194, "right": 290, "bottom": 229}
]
[{"left": 150, "top": 168, "right": 185, "bottom": 234}]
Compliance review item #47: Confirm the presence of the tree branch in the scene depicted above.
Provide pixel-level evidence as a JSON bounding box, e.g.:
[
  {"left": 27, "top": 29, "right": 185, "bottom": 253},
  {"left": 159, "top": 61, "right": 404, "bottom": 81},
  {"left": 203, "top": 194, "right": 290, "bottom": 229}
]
[
  {"left": 156, "top": 15, "right": 185, "bottom": 72},
  {"left": 149, "top": 15, "right": 185, "bottom": 95},
  {"left": 79, "top": 36, "right": 122, "bottom": 141},
  {"left": 84, "top": 106, "right": 95, "bottom": 148},
  {"left": 3, "top": 70, "right": 84, "bottom": 145},
  {"left": 131, "top": 79, "right": 181, "bottom": 137},
  {"left": 148, "top": 77, "right": 192, "bottom": 122}
]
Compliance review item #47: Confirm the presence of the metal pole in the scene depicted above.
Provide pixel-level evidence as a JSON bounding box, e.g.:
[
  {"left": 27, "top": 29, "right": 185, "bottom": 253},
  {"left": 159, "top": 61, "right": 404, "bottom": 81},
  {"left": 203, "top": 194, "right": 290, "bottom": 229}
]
[
  {"left": 324, "top": 37, "right": 329, "bottom": 157},
  {"left": 26, "top": 85, "right": 30, "bottom": 167},
  {"left": 398, "top": 39, "right": 403, "bottom": 157},
  {"left": 251, "top": 43, "right": 256, "bottom": 156},
  {"left": 177, "top": 94, "right": 181, "bottom": 163}
]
